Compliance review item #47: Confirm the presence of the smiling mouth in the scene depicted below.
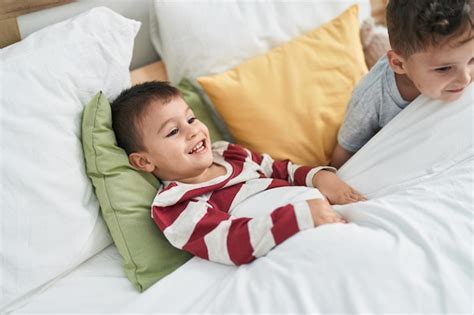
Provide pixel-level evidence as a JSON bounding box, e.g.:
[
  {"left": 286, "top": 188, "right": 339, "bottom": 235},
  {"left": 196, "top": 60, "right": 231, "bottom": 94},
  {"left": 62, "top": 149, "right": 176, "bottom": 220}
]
[
  {"left": 189, "top": 140, "right": 206, "bottom": 154},
  {"left": 447, "top": 87, "right": 464, "bottom": 93}
]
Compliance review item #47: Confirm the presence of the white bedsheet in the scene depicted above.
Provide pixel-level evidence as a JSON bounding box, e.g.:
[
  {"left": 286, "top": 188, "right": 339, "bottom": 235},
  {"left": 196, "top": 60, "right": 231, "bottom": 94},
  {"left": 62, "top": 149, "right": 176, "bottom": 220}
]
[
  {"left": 121, "top": 85, "right": 473, "bottom": 313},
  {"left": 11, "top": 85, "right": 473, "bottom": 313},
  {"left": 9, "top": 245, "right": 137, "bottom": 314}
]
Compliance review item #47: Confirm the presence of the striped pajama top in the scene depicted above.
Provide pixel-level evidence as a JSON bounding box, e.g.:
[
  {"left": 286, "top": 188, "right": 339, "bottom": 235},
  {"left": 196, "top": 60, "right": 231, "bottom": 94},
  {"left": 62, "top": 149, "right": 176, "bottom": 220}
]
[{"left": 152, "top": 141, "right": 330, "bottom": 265}]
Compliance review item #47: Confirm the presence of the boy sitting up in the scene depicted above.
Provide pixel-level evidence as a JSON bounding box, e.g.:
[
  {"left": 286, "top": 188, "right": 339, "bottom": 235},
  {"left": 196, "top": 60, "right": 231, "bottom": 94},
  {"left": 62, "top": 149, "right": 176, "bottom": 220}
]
[
  {"left": 111, "top": 81, "right": 365, "bottom": 266},
  {"left": 331, "top": 0, "right": 473, "bottom": 168}
]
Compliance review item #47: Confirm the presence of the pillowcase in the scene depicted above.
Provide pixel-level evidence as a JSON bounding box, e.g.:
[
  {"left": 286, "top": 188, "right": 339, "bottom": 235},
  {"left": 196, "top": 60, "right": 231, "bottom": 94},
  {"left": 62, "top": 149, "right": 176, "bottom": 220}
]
[
  {"left": 150, "top": 0, "right": 371, "bottom": 85},
  {"left": 81, "top": 79, "right": 221, "bottom": 292},
  {"left": 0, "top": 7, "right": 139, "bottom": 309},
  {"left": 198, "top": 5, "right": 368, "bottom": 166},
  {"left": 149, "top": 0, "right": 371, "bottom": 143}
]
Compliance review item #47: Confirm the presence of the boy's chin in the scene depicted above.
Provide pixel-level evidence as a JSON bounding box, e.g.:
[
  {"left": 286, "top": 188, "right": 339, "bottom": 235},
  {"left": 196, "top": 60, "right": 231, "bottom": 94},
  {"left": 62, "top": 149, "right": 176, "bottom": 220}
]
[
  {"left": 426, "top": 89, "right": 466, "bottom": 102},
  {"left": 439, "top": 92, "right": 465, "bottom": 102},
  {"left": 198, "top": 156, "right": 215, "bottom": 171}
]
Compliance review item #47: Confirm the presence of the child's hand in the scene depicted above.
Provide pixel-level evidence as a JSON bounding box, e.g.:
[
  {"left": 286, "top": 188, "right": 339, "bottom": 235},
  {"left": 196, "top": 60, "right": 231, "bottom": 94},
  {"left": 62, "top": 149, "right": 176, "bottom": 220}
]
[
  {"left": 306, "top": 198, "right": 347, "bottom": 225},
  {"left": 312, "top": 170, "right": 367, "bottom": 205}
]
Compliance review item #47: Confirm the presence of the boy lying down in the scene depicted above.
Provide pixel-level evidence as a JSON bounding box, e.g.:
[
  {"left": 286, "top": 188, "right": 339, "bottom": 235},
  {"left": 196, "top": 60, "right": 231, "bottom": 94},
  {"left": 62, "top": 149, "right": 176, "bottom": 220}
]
[{"left": 111, "top": 81, "right": 366, "bottom": 265}]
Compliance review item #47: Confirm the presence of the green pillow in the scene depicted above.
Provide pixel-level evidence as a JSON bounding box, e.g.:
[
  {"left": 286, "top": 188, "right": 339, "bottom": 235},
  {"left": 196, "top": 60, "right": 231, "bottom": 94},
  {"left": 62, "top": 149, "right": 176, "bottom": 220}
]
[{"left": 81, "top": 79, "right": 223, "bottom": 291}]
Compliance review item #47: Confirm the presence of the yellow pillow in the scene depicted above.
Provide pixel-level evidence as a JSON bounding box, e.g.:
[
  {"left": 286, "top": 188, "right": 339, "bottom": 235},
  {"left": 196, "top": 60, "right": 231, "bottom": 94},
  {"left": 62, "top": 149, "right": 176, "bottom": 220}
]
[{"left": 198, "top": 5, "right": 368, "bottom": 166}]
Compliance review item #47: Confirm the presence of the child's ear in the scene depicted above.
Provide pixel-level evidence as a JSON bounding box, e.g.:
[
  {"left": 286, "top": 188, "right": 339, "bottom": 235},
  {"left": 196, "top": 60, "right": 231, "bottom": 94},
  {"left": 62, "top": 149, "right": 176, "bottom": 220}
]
[
  {"left": 387, "top": 50, "right": 407, "bottom": 74},
  {"left": 129, "top": 152, "right": 155, "bottom": 173}
]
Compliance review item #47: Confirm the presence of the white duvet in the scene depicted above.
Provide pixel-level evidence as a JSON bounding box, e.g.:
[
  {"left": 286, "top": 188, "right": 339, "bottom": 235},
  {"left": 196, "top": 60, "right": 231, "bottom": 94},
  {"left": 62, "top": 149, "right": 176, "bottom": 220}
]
[
  {"left": 11, "top": 85, "right": 473, "bottom": 314},
  {"left": 122, "top": 85, "right": 473, "bottom": 313}
]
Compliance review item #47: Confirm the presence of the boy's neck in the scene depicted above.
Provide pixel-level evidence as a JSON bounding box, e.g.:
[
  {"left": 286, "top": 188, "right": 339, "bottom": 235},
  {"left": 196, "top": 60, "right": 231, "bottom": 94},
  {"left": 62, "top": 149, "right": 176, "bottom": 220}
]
[
  {"left": 394, "top": 73, "right": 421, "bottom": 102},
  {"left": 177, "top": 163, "right": 226, "bottom": 185}
]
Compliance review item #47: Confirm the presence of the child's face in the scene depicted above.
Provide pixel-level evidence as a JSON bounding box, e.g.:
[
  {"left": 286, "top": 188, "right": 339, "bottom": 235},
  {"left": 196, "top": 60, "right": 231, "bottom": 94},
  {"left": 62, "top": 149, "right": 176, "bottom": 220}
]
[
  {"left": 133, "top": 96, "right": 213, "bottom": 182},
  {"left": 403, "top": 31, "right": 473, "bottom": 102}
]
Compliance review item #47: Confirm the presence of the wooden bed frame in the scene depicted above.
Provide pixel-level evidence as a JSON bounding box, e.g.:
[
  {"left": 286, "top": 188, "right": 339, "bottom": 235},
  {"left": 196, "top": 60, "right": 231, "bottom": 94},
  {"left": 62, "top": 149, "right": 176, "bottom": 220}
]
[{"left": 130, "top": 60, "right": 168, "bottom": 84}]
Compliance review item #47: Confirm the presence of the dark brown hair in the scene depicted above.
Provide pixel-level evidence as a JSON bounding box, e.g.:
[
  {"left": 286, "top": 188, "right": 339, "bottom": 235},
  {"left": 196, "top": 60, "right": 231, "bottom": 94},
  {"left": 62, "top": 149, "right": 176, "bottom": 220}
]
[
  {"left": 111, "top": 81, "right": 181, "bottom": 155},
  {"left": 386, "top": 0, "right": 473, "bottom": 57}
]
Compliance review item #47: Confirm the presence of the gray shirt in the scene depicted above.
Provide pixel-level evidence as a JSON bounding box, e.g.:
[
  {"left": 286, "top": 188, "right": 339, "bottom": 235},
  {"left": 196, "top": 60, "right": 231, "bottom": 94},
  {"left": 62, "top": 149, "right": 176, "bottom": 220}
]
[{"left": 337, "top": 55, "right": 410, "bottom": 153}]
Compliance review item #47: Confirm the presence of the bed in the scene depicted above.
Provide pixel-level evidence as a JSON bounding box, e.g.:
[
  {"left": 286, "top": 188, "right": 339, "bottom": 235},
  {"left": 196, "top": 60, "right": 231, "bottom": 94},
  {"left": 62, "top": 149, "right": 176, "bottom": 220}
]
[{"left": 1, "top": 0, "right": 472, "bottom": 314}]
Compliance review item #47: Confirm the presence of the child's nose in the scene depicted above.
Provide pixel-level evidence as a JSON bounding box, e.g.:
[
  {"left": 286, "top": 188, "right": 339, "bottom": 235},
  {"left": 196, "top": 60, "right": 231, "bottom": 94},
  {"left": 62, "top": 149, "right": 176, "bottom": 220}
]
[
  {"left": 185, "top": 123, "right": 199, "bottom": 139},
  {"left": 457, "top": 67, "right": 471, "bottom": 85}
]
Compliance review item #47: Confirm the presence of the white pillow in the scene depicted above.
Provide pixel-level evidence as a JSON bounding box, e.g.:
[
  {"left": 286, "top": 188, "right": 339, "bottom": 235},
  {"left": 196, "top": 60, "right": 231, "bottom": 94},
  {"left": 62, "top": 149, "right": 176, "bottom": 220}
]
[
  {"left": 0, "top": 7, "right": 139, "bottom": 310},
  {"left": 150, "top": 0, "right": 371, "bottom": 84}
]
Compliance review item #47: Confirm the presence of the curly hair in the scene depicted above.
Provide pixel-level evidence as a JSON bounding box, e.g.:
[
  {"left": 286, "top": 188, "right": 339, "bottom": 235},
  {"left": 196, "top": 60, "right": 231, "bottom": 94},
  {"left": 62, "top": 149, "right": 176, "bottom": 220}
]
[
  {"left": 386, "top": 0, "right": 473, "bottom": 56},
  {"left": 111, "top": 81, "right": 181, "bottom": 155}
]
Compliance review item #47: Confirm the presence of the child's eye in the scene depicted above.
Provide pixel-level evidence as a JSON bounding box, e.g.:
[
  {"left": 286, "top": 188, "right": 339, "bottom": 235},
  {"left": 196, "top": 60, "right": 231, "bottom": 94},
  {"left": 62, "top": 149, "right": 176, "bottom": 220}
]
[
  {"left": 166, "top": 128, "right": 179, "bottom": 137},
  {"left": 188, "top": 117, "right": 196, "bottom": 124},
  {"left": 434, "top": 66, "right": 452, "bottom": 73}
]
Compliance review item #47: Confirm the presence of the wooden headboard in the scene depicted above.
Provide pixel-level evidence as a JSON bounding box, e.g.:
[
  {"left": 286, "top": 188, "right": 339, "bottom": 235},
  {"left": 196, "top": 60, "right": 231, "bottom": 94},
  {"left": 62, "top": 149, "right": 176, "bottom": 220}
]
[
  {"left": 0, "top": 0, "right": 73, "bottom": 47},
  {"left": 370, "top": 0, "right": 388, "bottom": 25},
  {"left": 0, "top": 0, "right": 159, "bottom": 69},
  {"left": 0, "top": 0, "right": 389, "bottom": 53},
  {"left": 0, "top": 0, "right": 388, "bottom": 87}
]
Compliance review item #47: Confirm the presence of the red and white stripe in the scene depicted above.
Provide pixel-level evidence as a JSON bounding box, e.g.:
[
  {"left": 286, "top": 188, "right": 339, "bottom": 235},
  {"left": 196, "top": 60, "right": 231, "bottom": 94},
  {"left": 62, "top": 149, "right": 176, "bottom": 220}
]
[{"left": 152, "top": 141, "right": 332, "bottom": 265}]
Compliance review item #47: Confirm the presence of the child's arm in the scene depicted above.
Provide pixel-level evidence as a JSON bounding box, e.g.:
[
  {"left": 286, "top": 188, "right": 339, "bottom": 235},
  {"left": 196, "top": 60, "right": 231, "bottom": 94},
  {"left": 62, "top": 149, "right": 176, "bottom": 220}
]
[
  {"left": 333, "top": 67, "right": 382, "bottom": 167},
  {"left": 245, "top": 147, "right": 331, "bottom": 186},
  {"left": 245, "top": 147, "right": 365, "bottom": 204},
  {"left": 330, "top": 144, "right": 354, "bottom": 169},
  {"left": 152, "top": 196, "right": 344, "bottom": 266}
]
